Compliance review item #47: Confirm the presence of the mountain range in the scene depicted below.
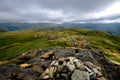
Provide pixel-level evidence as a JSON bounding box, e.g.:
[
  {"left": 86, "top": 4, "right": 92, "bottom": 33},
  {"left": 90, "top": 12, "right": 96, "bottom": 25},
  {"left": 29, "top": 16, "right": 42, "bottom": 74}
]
[{"left": 0, "top": 23, "right": 120, "bottom": 36}]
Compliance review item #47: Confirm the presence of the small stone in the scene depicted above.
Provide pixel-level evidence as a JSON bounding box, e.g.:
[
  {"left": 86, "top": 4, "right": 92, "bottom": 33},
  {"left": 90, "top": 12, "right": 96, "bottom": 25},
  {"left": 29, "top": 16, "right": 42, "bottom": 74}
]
[{"left": 20, "top": 63, "right": 33, "bottom": 68}]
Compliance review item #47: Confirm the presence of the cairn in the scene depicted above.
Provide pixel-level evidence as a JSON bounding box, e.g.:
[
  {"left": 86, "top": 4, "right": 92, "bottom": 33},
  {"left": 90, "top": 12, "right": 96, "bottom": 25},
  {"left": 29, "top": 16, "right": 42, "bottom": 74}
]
[{"left": 39, "top": 57, "right": 105, "bottom": 80}]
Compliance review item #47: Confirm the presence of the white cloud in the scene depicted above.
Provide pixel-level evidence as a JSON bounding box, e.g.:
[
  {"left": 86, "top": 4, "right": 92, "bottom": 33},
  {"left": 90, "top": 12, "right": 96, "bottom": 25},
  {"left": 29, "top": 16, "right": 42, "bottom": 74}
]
[
  {"left": 101, "top": 19, "right": 120, "bottom": 23},
  {"left": 0, "top": 0, "right": 119, "bottom": 23},
  {"left": 93, "top": 1, "right": 120, "bottom": 19}
]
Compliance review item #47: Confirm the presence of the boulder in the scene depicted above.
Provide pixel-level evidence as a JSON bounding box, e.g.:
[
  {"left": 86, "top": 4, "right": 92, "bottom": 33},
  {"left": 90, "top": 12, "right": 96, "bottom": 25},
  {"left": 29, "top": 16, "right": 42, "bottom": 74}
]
[
  {"left": 40, "top": 50, "right": 56, "bottom": 60},
  {"left": 71, "top": 69, "right": 89, "bottom": 80}
]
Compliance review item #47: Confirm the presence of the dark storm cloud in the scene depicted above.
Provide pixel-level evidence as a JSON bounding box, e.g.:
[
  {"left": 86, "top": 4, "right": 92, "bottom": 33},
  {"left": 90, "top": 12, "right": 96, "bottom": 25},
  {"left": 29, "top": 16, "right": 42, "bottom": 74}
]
[{"left": 0, "top": 0, "right": 119, "bottom": 23}]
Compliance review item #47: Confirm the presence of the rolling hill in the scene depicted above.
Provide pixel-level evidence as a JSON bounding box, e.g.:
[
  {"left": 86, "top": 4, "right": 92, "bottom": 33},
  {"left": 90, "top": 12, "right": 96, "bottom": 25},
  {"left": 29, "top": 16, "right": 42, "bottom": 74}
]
[{"left": 0, "top": 28, "right": 120, "bottom": 65}]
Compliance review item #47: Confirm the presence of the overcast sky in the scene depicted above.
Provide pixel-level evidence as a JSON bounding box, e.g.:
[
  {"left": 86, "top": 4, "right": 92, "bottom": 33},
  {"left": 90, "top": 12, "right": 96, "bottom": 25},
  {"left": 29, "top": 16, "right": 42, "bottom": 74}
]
[{"left": 0, "top": 0, "right": 120, "bottom": 23}]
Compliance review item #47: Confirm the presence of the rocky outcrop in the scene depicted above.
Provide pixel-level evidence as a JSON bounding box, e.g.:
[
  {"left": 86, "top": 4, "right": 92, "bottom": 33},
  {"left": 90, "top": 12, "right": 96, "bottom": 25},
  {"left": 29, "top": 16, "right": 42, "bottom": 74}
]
[
  {"left": 92, "top": 50, "right": 120, "bottom": 80},
  {"left": 0, "top": 47, "right": 120, "bottom": 80}
]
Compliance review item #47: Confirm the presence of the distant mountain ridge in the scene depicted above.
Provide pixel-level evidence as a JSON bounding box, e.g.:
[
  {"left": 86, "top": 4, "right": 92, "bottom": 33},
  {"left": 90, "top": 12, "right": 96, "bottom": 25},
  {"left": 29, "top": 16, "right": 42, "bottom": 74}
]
[
  {"left": 61, "top": 23, "right": 120, "bottom": 36},
  {"left": 0, "top": 23, "right": 56, "bottom": 31},
  {"left": 0, "top": 23, "right": 120, "bottom": 36}
]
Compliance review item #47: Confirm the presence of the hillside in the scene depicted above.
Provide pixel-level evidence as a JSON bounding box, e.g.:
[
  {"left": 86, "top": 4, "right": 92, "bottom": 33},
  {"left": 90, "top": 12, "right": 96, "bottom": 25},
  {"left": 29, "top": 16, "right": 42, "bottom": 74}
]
[{"left": 0, "top": 28, "right": 120, "bottom": 65}]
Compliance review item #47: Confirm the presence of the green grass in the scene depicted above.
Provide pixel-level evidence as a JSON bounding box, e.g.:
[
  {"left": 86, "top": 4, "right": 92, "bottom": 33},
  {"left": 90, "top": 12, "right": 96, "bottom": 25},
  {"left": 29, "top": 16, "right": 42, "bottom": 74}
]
[{"left": 0, "top": 28, "right": 120, "bottom": 64}]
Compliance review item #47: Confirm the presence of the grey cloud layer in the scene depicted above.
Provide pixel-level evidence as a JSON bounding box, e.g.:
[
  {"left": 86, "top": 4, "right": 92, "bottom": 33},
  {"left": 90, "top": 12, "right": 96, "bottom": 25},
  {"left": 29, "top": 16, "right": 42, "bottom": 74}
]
[{"left": 0, "top": 0, "right": 119, "bottom": 23}]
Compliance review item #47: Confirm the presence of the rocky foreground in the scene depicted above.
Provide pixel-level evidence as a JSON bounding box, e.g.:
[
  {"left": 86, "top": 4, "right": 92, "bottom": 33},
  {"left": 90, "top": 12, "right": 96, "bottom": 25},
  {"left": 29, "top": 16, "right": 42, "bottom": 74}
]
[{"left": 0, "top": 47, "right": 120, "bottom": 80}]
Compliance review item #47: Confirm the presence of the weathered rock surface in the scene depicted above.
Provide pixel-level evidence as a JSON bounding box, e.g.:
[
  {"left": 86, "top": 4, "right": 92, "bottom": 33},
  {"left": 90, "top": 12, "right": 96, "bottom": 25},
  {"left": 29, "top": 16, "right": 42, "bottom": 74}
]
[{"left": 0, "top": 47, "right": 120, "bottom": 80}]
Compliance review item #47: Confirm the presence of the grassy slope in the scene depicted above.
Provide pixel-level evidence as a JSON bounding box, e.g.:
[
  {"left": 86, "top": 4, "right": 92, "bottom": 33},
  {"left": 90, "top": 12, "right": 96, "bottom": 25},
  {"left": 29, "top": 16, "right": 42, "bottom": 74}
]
[{"left": 0, "top": 28, "right": 120, "bottom": 64}]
